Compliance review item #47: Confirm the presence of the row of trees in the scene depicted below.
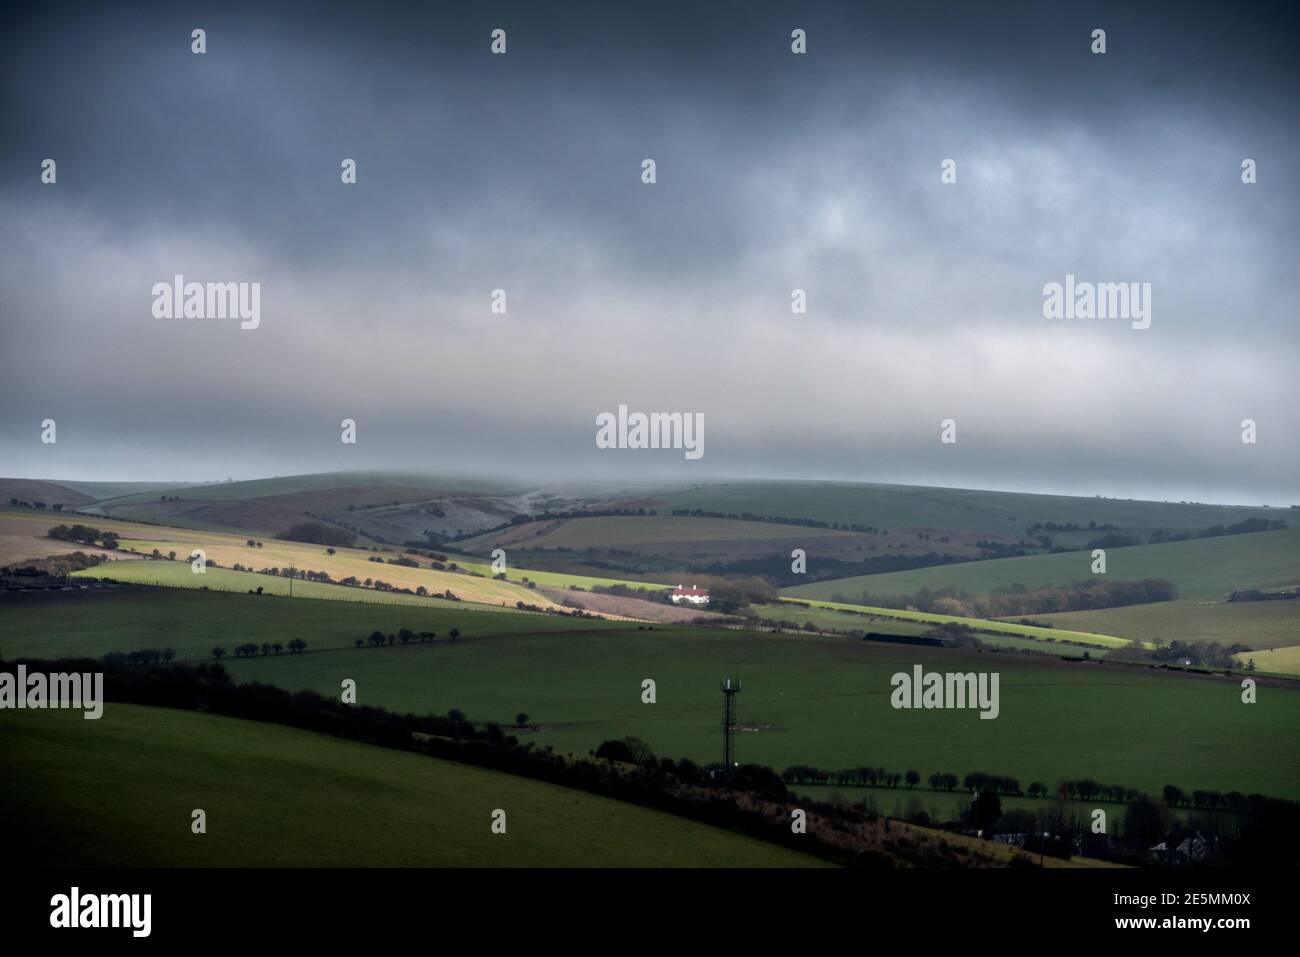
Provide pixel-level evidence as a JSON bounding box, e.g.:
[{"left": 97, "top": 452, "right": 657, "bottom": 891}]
[
  {"left": 1054, "top": 778, "right": 1142, "bottom": 804},
  {"left": 1148, "top": 516, "right": 1287, "bottom": 544},
  {"left": 860, "top": 578, "right": 1178, "bottom": 618},
  {"left": 670, "top": 508, "right": 881, "bottom": 534},
  {"left": 102, "top": 648, "right": 176, "bottom": 667},
  {"left": 356, "top": 627, "right": 459, "bottom": 648},
  {"left": 1161, "top": 785, "right": 1272, "bottom": 814},
  {"left": 10, "top": 499, "right": 66, "bottom": 510},
  {"left": 784, "top": 763, "right": 1097, "bottom": 802},
  {"left": 213, "top": 639, "right": 305, "bottom": 659}
]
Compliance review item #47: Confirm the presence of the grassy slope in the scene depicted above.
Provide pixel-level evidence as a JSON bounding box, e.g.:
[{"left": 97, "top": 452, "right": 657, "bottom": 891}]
[
  {"left": 89, "top": 471, "right": 517, "bottom": 507},
  {"left": 107, "top": 528, "right": 567, "bottom": 608},
  {"left": 1023, "top": 599, "right": 1300, "bottom": 650},
  {"left": 658, "top": 481, "right": 1287, "bottom": 539},
  {"left": 1239, "top": 645, "right": 1300, "bottom": 677},
  {"left": 56, "top": 480, "right": 193, "bottom": 500},
  {"left": 785, "top": 527, "right": 1300, "bottom": 602},
  {"left": 0, "top": 704, "right": 825, "bottom": 867},
  {"left": 0, "top": 588, "right": 614, "bottom": 661},
  {"left": 435, "top": 554, "right": 664, "bottom": 592}
]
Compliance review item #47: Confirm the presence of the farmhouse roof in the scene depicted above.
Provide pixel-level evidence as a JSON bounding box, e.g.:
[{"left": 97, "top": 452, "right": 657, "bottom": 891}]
[{"left": 672, "top": 585, "right": 709, "bottom": 596}]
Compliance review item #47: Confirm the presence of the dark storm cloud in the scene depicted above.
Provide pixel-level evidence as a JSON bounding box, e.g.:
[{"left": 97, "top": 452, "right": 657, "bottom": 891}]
[{"left": 1, "top": 0, "right": 1296, "bottom": 502}]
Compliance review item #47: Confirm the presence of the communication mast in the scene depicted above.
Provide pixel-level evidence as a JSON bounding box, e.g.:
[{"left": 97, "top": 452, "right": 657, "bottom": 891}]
[{"left": 720, "top": 676, "right": 742, "bottom": 772}]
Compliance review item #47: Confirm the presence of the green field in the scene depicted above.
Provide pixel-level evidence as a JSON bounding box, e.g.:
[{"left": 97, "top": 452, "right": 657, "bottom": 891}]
[
  {"left": 786, "top": 527, "right": 1300, "bottom": 603},
  {"left": 746, "top": 602, "right": 1074, "bottom": 656},
  {"left": 449, "top": 554, "right": 665, "bottom": 593},
  {"left": 780, "top": 597, "right": 1139, "bottom": 649},
  {"left": 749, "top": 601, "right": 935, "bottom": 636},
  {"left": 210, "top": 625, "right": 1300, "bottom": 802},
  {"left": 0, "top": 588, "right": 614, "bottom": 661},
  {"left": 16, "top": 590, "right": 1286, "bottom": 800},
  {"left": 0, "top": 704, "right": 825, "bottom": 867},
  {"left": 1235, "top": 645, "right": 1300, "bottom": 677},
  {"left": 1024, "top": 599, "right": 1300, "bottom": 650}
]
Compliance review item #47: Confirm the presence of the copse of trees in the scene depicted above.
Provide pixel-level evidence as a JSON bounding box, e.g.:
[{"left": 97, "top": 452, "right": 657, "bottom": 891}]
[
  {"left": 1056, "top": 778, "right": 1141, "bottom": 804},
  {"left": 705, "top": 550, "right": 970, "bottom": 588},
  {"left": 963, "top": 771, "right": 1022, "bottom": 796},
  {"left": 102, "top": 648, "right": 176, "bottom": 667},
  {"left": 928, "top": 772, "right": 960, "bottom": 791},
  {"left": 355, "top": 626, "right": 442, "bottom": 648},
  {"left": 2, "top": 551, "right": 106, "bottom": 578},
  {"left": 48, "top": 524, "right": 120, "bottom": 550},
  {"left": 595, "top": 737, "right": 657, "bottom": 766},
  {"left": 276, "top": 521, "right": 356, "bottom": 548},
  {"left": 1108, "top": 638, "right": 1252, "bottom": 670}
]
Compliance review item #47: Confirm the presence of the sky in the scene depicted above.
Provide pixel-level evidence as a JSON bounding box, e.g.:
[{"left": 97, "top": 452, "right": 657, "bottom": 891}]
[{"left": 1, "top": 0, "right": 1297, "bottom": 506}]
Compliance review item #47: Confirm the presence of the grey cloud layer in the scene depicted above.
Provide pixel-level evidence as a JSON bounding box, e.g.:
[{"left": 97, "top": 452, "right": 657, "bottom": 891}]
[{"left": 1, "top": 1, "right": 1296, "bottom": 502}]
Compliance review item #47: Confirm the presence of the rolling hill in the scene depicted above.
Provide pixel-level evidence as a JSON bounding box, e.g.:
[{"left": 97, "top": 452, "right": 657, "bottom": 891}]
[
  {"left": 0, "top": 703, "right": 827, "bottom": 867},
  {"left": 784, "top": 527, "right": 1300, "bottom": 604},
  {"left": 1021, "top": 598, "right": 1300, "bottom": 651},
  {"left": 657, "top": 480, "right": 1290, "bottom": 545}
]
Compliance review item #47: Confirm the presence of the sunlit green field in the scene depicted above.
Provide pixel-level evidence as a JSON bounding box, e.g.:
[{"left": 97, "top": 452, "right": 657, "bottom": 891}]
[
  {"left": 213, "top": 626, "right": 1299, "bottom": 802},
  {"left": 778, "top": 597, "right": 1139, "bottom": 649}
]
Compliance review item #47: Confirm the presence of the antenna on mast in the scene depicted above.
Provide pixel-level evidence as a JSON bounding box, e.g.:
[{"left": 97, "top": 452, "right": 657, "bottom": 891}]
[{"left": 720, "top": 671, "right": 742, "bottom": 775}]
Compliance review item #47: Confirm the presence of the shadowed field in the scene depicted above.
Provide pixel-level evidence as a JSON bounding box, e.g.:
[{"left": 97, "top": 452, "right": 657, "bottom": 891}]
[{"left": 0, "top": 704, "right": 828, "bottom": 867}]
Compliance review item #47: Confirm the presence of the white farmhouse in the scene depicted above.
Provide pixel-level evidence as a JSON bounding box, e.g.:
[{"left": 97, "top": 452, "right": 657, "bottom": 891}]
[{"left": 670, "top": 585, "right": 710, "bottom": 606}]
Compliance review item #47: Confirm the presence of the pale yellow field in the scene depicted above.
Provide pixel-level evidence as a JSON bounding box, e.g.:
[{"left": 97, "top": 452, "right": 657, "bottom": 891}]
[
  {"left": 117, "top": 532, "right": 574, "bottom": 610},
  {"left": 0, "top": 508, "right": 573, "bottom": 612},
  {"left": 1235, "top": 645, "right": 1300, "bottom": 676},
  {"left": 0, "top": 510, "right": 162, "bottom": 565}
]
